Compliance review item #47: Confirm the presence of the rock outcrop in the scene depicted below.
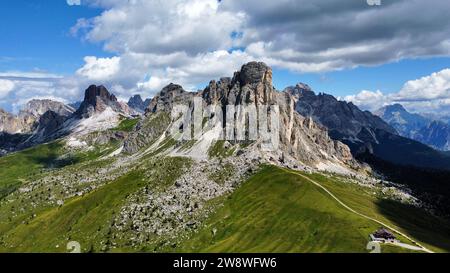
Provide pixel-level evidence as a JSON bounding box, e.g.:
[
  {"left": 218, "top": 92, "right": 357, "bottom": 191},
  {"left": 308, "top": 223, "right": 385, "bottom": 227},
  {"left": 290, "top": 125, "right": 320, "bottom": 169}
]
[
  {"left": 75, "top": 85, "right": 130, "bottom": 118},
  {"left": 0, "top": 100, "right": 75, "bottom": 154},
  {"left": 0, "top": 100, "right": 75, "bottom": 135},
  {"left": 291, "top": 84, "right": 450, "bottom": 170},
  {"left": 127, "top": 95, "right": 151, "bottom": 113},
  {"left": 127, "top": 62, "right": 358, "bottom": 170},
  {"left": 24, "top": 110, "right": 69, "bottom": 145},
  {"left": 0, "top": 108, "right": 26, "bottom": 134},
  {"left": 146, "top": 83, "right": 193, "bottom": 114}
]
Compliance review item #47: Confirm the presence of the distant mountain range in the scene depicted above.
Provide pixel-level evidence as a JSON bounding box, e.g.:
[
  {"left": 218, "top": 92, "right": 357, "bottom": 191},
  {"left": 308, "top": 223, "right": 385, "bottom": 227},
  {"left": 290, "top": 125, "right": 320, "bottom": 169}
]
[
  {"left": 286, "top": 85, "right": 450, "bottom": 215},
  {"left": 0, "top": 100, "right": 76, "bottom": 155},
  {"left": 0, "top": 85, "right": 134, "bottom": 155},
  {"left": 2, "top": 76, "right": 450, "bottom": 171},
  {"left": 285, "top": 84, "right": 450, "bottom": 171},
  {"left": 0, "top": 88, "right": 154, "bottom": 156},
  {"left": 376, "top": 104, "right": 450, "bottom": 151}
]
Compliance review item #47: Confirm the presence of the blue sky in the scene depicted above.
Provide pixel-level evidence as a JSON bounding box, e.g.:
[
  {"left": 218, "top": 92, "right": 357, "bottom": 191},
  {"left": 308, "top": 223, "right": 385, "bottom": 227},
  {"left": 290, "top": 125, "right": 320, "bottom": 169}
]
[
  {"left": 2, "top": 0, "right": 449, "bottom": 96},
  {"left": 1, "top": 0, "right": 450, "bottom": 115},
  {"left": 0, "top": 0, "right": 106, "bottom": 74},
  {"left": 273, "top": 57, "right": 450, "bottom": 97}
]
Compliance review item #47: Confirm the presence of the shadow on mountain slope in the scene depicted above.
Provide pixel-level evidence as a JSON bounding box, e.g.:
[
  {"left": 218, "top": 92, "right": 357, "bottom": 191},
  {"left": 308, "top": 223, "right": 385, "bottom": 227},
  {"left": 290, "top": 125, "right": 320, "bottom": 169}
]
[
  {"left": 376, "top": 199, "right": 450, "bottom": 252},
  {"left": 0, "top": 142, "right": 79, "bottom": 200},
  {"left": 0, "top": 132, "right": 31, "bottom": 156},
  {"left": 359, "top": 153, "right": 450, "bottom": 217},
  {"left": 22, "top": 142, "right": 80, "bottom": 169}
]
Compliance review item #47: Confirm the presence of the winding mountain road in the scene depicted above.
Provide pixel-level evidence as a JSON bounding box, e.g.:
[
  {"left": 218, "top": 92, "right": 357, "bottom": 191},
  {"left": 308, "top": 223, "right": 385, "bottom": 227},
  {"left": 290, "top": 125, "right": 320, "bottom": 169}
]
[{"left": 287, "top": 170, "right": 434, "bottom": 253}]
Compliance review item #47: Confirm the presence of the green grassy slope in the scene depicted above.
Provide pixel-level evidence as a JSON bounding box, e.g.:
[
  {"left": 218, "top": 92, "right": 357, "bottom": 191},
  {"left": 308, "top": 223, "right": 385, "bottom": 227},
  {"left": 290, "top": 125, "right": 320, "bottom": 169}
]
[
  {"left": 0, "top": 142, "right": 67, "bottom": 199},
  {"left": 0, "top": 155, "right": 191, "bottom": 253},
  {"left": 0, "top": 171, "right": 145, "bottom": 252},
  {"left": 114, "top": 118, "right": 140, "bottom": 132},
  {"left": 0, "top": 140, "right": 121, "bottom": 200},
  {"left": 1, "top": 149, "right": 449, "bottom": 253},
  {"left": 177, "top": 166, "right": 450, "bottom": 253},
  {"left": 306, "top": 172, "right": 450, "bottom": 252}
]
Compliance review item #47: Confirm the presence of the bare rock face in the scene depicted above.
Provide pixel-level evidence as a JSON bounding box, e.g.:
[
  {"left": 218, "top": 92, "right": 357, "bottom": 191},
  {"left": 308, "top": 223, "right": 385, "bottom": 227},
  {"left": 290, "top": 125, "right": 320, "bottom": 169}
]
[
  {"left": 238, "top": 61, "right": 273, "bottom": 86},
  {"left": 85, "top": 85, "right": 117, "bottom": 105},
  {"left": 274, "top": 92, "right": 355, "bottom": 165},
  {"left": 0, "top": 100, "right": 75, "bottom": 135},
  {"left": 198, "top": 62, "right": 355, "bottom": 166},
  {"left": 376, "top": 104, "right": 450, "bottom": 151},
  {"left": 416, "top": 121, "right": 450, "bottom": 151},
  {"left": 146, "top": 83, "right": 192, "bottom": 114},
  {"left": 128, "top": 62, "right": 358, "bottom": 169},
  {"left": 0, "top": 109, "right": 22, "bottom": 134},
  {"left": 22, "top": 99, "right": 75, "bottom": 118},
  {"left": 25, "top": 111, "right": 68, "bottom": 144},
  {"left": 124, "top": 84, "right": 194, "bottom": 153},
  {"left": 0, "top": 108, "right": 36, "bottom": 134},
  {"left": 0, "top": 100, "right": 75, "bottom": 154},
  {"left": 285, "top": 83, "right": 315, "bottom": 98},
  {"left": 286, "top": 83, "right": 396, "bottom": 142},
  {"left": 202, "top": 62, "right": 273, "bottom": 106},
  {"left": 286, "top": 83, "right": 450, "bottom": 171},
  {"left": 75, "top": 85, "right": 129, "bottom": 118},
  {"left": 127, "top": 95, "right": 151, "bottom": 113}
]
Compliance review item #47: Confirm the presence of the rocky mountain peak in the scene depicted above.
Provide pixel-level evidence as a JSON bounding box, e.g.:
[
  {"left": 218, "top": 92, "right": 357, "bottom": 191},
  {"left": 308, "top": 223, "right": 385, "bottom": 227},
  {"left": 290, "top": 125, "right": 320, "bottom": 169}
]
[
  {"left": 21, "top": 99, "right": 75, "bottom": 118},
  {"left": 284, "top": 83, "right": 315, "bottom": 99},
  {"left": 389, "top": 103, "right": 407, "bottom": 111},
  {"left": 199, "top": 61, "right": 275, "bottom": 106},
  {"left": 129, "top": 61, "right": 359, "bottom": 170},
  {"left": 0, "top": 99, "right": 75, "bottom": 135},
  {"left": 127, "top": 94, "right": 151, "bottom": 113},
  {"left": 75, "top": 85, "right": 128, "bottom": 118},
  {"left": 292, "top": 86, "right": 397, "bottom": 149},
  {"left": 83, "top": 85, "right": 117, "bottom": 106},
  {"left": 128, "top": 94, "right": 143, "bottom": 106},
  {"left": 375, "top": 103, "right": 429, "bottom": 139},
  {"left": 159, "top": 83, "right": 185, "bottom": 98},
  {"left": 146, "top": 83, "right": 189, "bottom": 114},
  {"left": 376, "top": 103, "right": 408, "bottom": 116},
  {"left": 236, "top": 61, "right": 272, "bottom": 86},
  {"left": 376, "top": 104, "right": 450, "bottom": 151}
]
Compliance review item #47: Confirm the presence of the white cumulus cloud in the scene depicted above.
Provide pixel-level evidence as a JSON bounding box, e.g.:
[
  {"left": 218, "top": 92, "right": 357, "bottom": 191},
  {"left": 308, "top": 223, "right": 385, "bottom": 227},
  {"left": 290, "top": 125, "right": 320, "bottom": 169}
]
[
  {"left": 67, "top": 0, "right": 450, "bottom": 96},
  {"left": 345, "top": 69, "right": 450, "bottom": 115},
  {"left": 344, "top": 90, "right": 387, "bottom": 111},
  {"left": 67, "top": 0, "right": 81, "bottom": 6},
  {"left": 394, "top": 69, "right": 450, "bottom": 102},
  {"left": 0, "top": 79, "right": 15, "bottom": 99},
  {"left": 76, "top": 56, "right": 121, "bottom": 81},
  {"left": 4, "top": 0, "right": 450, "bottom": 114}
]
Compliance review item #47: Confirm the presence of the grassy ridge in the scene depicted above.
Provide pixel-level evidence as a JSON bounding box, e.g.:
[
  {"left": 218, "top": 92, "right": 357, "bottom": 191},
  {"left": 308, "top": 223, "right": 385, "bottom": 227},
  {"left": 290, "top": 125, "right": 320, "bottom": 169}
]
[
  {"left": 177, "top": 166, "right": 446, "bottom": 253},
  {"left": 178, "top": 166, "right": 379, "bottom": 252},
  {"left": 208, "top": 140, "right": 235, "bottom": 158},
  {"left": 306, "top": 172, "right": 450, "bottom": 252},
  {"left": 1, "top": 151, "right": 449, "bottom": 253}
]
